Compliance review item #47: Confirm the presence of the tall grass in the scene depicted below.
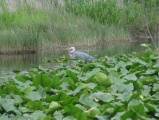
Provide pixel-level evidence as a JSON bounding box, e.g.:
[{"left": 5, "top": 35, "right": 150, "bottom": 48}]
[
  {"left": 0, "top": 0, "right": 158, "bottom": 53},
  {"left": 65, "top": 0, "right": 159, "bottom": 35}
]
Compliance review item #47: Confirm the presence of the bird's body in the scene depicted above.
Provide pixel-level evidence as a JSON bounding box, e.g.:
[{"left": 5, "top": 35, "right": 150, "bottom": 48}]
[{"left": 68, "top": 46, "right": 94, "bottom": 60}]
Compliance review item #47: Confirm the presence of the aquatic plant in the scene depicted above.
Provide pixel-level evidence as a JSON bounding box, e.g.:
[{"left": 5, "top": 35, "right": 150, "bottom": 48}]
[{"left": 0, "top": 47, "right": 159, "bottom": 119}]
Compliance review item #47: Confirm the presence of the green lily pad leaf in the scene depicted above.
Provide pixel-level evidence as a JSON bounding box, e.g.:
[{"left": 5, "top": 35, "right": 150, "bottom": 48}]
[
  {"left": 64, "top": 104, "right": 83, "bottom": 116},
  {"left": 79, "top": 94, "right": 98, "bottom": 107},
  {"left": 78, "top": 68, "right": 100, "bottom": 81},
  {"left": 124, "top": 73, "right": 137, "bottom": 81},
  {"left": 128, "top": 99, "right": 141, "bottom": 106},
  {"left": 124, "top": 83, "right": 134, "bottom": 92},
  {"left": 153, "top": 83, "right": 159, "bottom": 91},
  {"left": 47, "top": 101, "right": 61, "bottom": 114},
  {"left": 25, "top": 91, "right": 42, "bottom": 100},
  {"left": 120, "top": 68, "right": 129, "bottom": 76},
  {"left": 67, "top": 86, "right": 82, "bottom": 95},
  {"left": 75, "top": 104, "right": 87, "bottom": 111},
  {"left": 111, "top": 83, "right": 125, "bottom": 93},
  {"left": 33, "top": 73, "right": 52, "bottom": 88},
  {"left": 130, "top": 104, "right": 148, "bottom": 119},
  {"left": 116, "top": 61, "right": 126, "bottom": 68},
  {"left": 129, "top": 57, "right": 147, "bottom": 65},
  {"left": 91, "top": 92, "right": 113, "bottom": 102},
  {"left": 15, "top": 74, "right": 30, "bottom": 83},
  {"left": 121, "top": 101, "right": 148, "bottom": 119},
  {"left": 152, "top": 92, "right": 159, "bottom": 99},
  {"left": 63, "top": 116, "right": 76, "bottom": 120},
  {"left": 64, "top": 104, "right": 87, "bottom": 120},
  {"left": 66, "top": 69, "right": 79, "bottom": 82},
  {"left": 155, "top": 113, "right": 159, "bottom": 117},
  {"left": 51, "top": 75, "right": 61, "bottom": 89},
  {"left": 50, "top": 92, "right": 78, "bottom": 105},
  {"left": 60, "top": 82, "right": 70, "bottom": 91},
  {"left": 26, "top": 101, "right": 44, "bottom": 110},
  {"left": 95, "top": 115, "right": 109, "bottom": 120},
  {"left": 85, "top": 83, "right": 97, "bottom": 89},
  {"left": 118, "top": 92, "right": 133, "bottom": 102},
  {"left": 22, "top": 110, "right": 46, "bottom": 120},
  {"left": 0, "top": 97, "right": 16, "bottom": 112},
  {"left": 19, "top": 106, "right": 32, "bottom": 113},
  {"left": 144, "top": 69, "right": 156, "bottom": 75},
  {"left": 13, "top": 95, "right": 23, "bottom": 104},
  {"left": 111, "top": 112, "right": 125, "bottom": 120},
  {"left": 153, "top": 62, "right": 159, "bottom": 68},
  {"left": 54, "top": 115, "right": 63, "bottom": 120},
  {"left": 0, "top": 83, "right": 21, "bottom": 95},
  {"left": 0, "top": 115, "right": 11, "bottom": 120}
]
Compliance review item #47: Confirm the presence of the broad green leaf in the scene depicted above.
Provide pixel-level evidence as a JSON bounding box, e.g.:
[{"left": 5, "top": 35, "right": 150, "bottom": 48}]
[
  {"left": 0, "top": 83, "right": 21, "bottom": 95},
  {"left": 115, "top": 61, "right": 126, "bottom": 68},
  {"left": 124, "top": 73, "right": 137, "bottom": 81},
  {"left": 91, "top": 92, "right": 113, "bottom": 102},
  {"left": 129, "top": 57, "right": 147, "bottom": 65},
  {"left": 111, "top": 112, "right": 125, "bottom": 120},
  {"left": 111, "top": 83, "right": 125, "bottom": 93},
  {"left": 79, "top": 94, "right": 98, "bottom": 107},
  {"left": 66, "top": 69, "right": 79, "bottom": 82},
  {"left": 64, "top": 104, "right": 83, "bottom": 116},
  {"left": 54, "top": 115, "right": 63, "bottom": 120},
  {"left": 153, "top": 83, "right": 159, "bottom": 91},
  {"left": 15, "top": 74, "right": 28, "bottom": 83},
  {"left": 117, "top": 92, "right": 133, "bottom": 102},
  {"left": 0, "top": 115, "right": 11, "bottom": 120},
  {"left": 22, "top": 110, "right": 46, "bottom": 120},
  {"left": 78, "top": 68, "right": 100, "bottom": 81},
  {"left": 50, "top": 92, "right": 78, "bottom": 105},
  {"left": 63, "top": 116, "right": 76, "bottom": 120},
  {"left": 26, "top": 101, "right": 44, "bottom": 110},
  {"left": 25, "top": 91, "right": 42, "bottom": 100},
  {"left": 152, "top": 92, "right": 159, "bottom": 100},
  {"left": 120, "top": 68, "right": 129, "bottom": 76},
  {"left": 155, "top": 113, "right": 159, "bottom": 117},
  {"left": 0, "top": 97, "right": 16, "bottom": 112},
  {"left": 95, "top": 115, "right": 109, "bottom": 120},
  {"left": 51, "top": 76, "right": 61, "bottom": 89},
  {"left": 153, "top": 62, "right": 159, "bottom": 68},
  {"left": 144, "top": 69, "right": 156, "bottom": 75},
  {"left": 67, "top": 86, "right": 82, "bottom": 95},
  {"left": 33, "top": 73, "right": 52, "bottom": 88},
  {"left": 124, "top": 83, "right": 134, "bottom": 92}
]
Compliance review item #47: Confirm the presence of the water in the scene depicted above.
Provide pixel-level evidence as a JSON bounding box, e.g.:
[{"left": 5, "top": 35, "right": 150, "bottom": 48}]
[{"left": 0, "top": 41, "right": 154, "bottom": 73}]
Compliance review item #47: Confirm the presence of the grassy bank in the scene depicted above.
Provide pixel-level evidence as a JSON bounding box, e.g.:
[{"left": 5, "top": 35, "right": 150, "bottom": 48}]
[{"left": 0, "top": 0, "right": 158, "bottom": 53}]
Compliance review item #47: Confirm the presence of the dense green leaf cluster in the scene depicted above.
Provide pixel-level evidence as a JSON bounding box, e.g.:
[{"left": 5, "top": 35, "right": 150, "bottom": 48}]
[
  {"left": 65, "top": 0, "right": 159, "bottom": 29},
  {"left": 0, "top": 48, "right": 159, "bottom": 119}
]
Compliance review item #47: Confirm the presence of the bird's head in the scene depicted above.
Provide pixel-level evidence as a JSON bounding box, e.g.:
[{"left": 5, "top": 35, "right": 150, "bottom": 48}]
[{"left": 68, "top": 46, "right": 75, "bottom": 53}]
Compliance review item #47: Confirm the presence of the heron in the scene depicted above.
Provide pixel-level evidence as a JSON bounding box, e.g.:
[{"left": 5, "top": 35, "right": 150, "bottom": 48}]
[{"left": 68, "top": 46, "right": 94, "bottom": 61}]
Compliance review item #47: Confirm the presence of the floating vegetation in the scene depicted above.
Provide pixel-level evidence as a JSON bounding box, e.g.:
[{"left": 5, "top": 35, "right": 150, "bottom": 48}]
[{"left": 0, "top": 47, "right": 159, "bottom": 119}]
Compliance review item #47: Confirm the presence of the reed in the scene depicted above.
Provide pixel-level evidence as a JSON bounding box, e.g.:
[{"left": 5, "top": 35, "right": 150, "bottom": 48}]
[{"left": 0, "top": 0, "right": 158, "bottom": 53}]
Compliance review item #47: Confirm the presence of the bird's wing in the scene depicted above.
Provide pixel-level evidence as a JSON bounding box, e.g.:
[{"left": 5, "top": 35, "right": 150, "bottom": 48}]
[{"left": 74, "top": 51, "right": 94, "bottom": 60}]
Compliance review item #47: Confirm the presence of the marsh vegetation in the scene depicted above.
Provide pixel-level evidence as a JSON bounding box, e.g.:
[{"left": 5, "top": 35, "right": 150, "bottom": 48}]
[{"left": 0, "top": 0, "right": 158, "bottom": 53}]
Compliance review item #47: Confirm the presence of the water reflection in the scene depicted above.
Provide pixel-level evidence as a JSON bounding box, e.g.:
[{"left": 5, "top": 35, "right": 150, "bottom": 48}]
[{"left": 0, "top": 41, "right": 154, "bottom": 72}]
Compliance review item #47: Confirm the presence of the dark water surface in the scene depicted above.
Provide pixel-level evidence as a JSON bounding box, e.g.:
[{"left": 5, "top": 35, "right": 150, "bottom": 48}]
[{"left": 0, "top": 41, "right": 154, "bottom": 73}]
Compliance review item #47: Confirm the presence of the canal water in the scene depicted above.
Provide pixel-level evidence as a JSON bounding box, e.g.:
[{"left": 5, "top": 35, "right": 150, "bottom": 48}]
[{"left": 0, "top": 40, "right": 155, "bottom": 73}]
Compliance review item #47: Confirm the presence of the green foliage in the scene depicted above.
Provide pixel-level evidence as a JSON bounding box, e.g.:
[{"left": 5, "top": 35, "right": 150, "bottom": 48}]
[
  {"left": 0, "top": 48, "right": 159, "bottom": 119},
  {"left": 66, "top": 0, "right": 123, "bottom": 25},
  {"left": 0, "top": 1, "right": 130, "bottom": 53},
  {"left": 65, "top": 0, "right": 159, "bottom": 30}
]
